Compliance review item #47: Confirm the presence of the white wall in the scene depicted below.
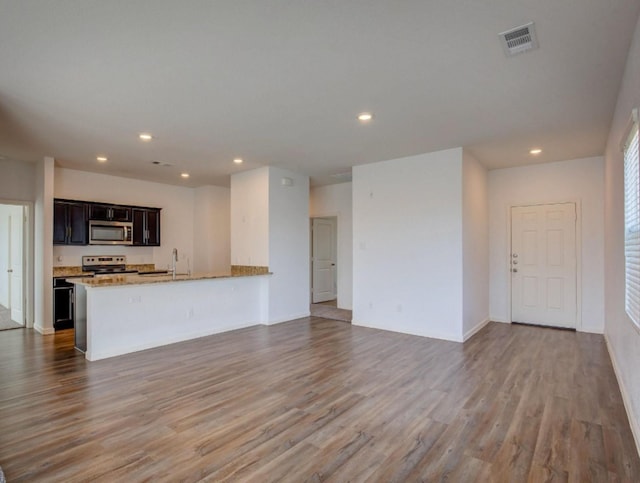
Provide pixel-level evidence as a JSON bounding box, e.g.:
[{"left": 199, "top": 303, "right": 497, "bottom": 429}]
[
  {"left": 267, "top": 167, "right": 310, "bottom": 323},
  {"left": 230, "top": 167, "right": 270, "bottom": 267},
  {"left": 0, "top": 159, "right": 36, "bottom": 202},
  {"left": 54, "top": 168, "right": 196, "bottom": 272},
  {"left": 352, "top": 148, "right": 464, "bottom": 341},
  {"left": 488, "top": 156, "right": 605, "bottom": 334},
  {"left": 604, "top": 13, "right": 640, "bottom": 453},
  {"left": 462, "top": 151, "right": 489, "bottom": 339},
  {"left": 310, "top": 182, "right": 353, "bottom": 310},
  {"left": 193, "top": 185, "right": 230, "bottom": 273}
]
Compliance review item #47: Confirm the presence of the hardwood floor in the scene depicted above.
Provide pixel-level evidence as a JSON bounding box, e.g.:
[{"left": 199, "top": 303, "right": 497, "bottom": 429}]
[{"left": 0, "top": 319, "right": 638, "bottom": 481}]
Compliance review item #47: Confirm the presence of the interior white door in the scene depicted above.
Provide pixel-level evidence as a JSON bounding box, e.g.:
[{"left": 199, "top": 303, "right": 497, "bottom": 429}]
[
  {"left": 9, "top": 209, "right": 24, "bottom": 325},
  {"left": 511, "top": 203, "right": 577, "bottom": 329},
  {"left": 0, "top": 210, "right": 9, "bottom": 309},
  {"left": 311, "top": 217, "right": 336, "bottom": 303}
]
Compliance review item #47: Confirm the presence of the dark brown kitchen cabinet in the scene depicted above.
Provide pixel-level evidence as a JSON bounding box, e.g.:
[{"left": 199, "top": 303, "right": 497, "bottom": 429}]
[
  {"left": 132, "top": 208, "right": 161, "bottom": 246},
  {"left": 89, "top": 203, "right": 131, "bottom": 222},
  {"left": 53, "top": 201, "right": 87, "bottom": 245}
]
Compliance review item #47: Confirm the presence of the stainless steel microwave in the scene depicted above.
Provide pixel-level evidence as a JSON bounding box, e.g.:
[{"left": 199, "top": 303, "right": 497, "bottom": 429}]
[{"left": 89, "top": 220, "right": 133, "bottom": 245}]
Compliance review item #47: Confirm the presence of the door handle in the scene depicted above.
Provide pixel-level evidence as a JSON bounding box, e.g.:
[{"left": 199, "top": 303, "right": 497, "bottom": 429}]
[
  {"left": 7, "top": 269, "right": 13, "bottom": 273},
  {"left": 512, "top": 268, "right": 518, "bottom": 273}
]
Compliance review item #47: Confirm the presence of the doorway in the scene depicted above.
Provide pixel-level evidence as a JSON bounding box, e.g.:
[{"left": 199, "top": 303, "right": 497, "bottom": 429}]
[
  {"left": 310, "top": 216, "right": 351, "bottom": 322},
  {"left": 0, "top": 203, "right": 27, "bottom": 331},
  {"left": 311, "top": 217, "right": 337, "bottom": 303},
  {"left": 510, "top": 202, "right": 577, "bottom": 329}
]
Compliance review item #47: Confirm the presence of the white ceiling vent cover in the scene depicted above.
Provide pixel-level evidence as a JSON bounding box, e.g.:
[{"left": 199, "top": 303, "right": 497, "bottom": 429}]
[{"left": 499, "top": 22, "right": 539, "bottom": 57}]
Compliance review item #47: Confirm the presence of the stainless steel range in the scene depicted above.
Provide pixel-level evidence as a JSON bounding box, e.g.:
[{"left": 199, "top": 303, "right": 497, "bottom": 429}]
[{"left": 82, "top": 255, "right": 137, "bottom": 275}]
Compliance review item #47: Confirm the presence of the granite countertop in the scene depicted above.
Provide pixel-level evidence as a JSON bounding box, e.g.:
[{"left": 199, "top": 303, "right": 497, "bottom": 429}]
[
  {"left": 67, "top": 270, "right": 271, "bottom": 287},
  {"left": 53, "top": 264, "right": 156, "bottom": 278},
  {"left": 65, "top": 265, "right": 270, "bottom": 287}
]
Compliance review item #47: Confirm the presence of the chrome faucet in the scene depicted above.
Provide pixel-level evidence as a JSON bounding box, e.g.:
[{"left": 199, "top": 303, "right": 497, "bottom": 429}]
[{"left": 171, "top": 248, "right": 178, "bottom": 280}]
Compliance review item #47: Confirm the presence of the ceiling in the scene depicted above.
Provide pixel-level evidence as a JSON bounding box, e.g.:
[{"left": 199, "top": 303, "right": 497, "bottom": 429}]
[{"left": 0, "top": 1, "right": 638, "bottom": 187}]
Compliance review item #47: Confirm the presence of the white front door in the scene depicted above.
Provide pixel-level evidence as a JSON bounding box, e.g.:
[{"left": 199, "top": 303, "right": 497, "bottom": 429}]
[
  {"left": 9, "top": 209, "right": 24, "bottom": 325},
  {"left": 511, "top": 203, "right": 577, "bottom": 329},
  {"left": 311, "top": 217, "right": 337, "bottom": 303}
]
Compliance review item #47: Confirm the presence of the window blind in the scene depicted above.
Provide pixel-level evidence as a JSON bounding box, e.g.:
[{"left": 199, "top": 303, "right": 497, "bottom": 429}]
[{"left": 624, "top": 123, "right": 640, "bottom": 327}]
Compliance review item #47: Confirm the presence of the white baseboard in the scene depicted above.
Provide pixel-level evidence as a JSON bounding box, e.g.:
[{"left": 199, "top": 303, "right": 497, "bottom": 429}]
[
  {"left": 266, "top": 311, "right": 311, "bottom": 325},
  {"left": 351, "top": 319, "right": 463, "bottom": 343},
  {"left": 34, "top": 324, "right": 55, "bottom": 335},
  {"left": 605, "top": 334, "right": 640, "bottom": 457},
  {"left": 463, "top": 317, "right": 490, "bottom": 342},
  {"left": 87, "top": 321, "right": 257, "bottom": 361},
  {"left": 489, "top": 316, "right": 510, "bottom": 324}
]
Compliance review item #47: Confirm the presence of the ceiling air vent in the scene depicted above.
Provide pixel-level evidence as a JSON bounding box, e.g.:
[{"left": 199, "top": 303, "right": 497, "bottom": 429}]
[{"left": 499, "top": 22, "right": 538, "bottom": 57}]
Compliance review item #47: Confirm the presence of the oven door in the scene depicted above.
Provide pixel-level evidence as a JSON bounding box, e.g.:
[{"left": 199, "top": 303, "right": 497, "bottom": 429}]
[{"left": 89, "top": 221, "right": 133, "bottom": 245}]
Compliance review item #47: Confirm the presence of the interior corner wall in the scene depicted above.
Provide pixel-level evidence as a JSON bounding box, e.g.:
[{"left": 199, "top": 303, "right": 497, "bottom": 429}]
[
  {"left": 603, "top": 11, "right": 640, "bottom": 454},
  {"left": 352, "top": 148, "right": 464, "bottom": 342},
  {"left": 193, "top": 185, "right": 230, "bottom": 273},
  {"left": 230, "top": 167, "right": 270, "bottom": 267},
  {"left": 267, "top": 167, "right": 310, "bottom": 324},
  {"left": 462, "top": 151, "right": 489, "bottom": 339},
  {"left": 488, "top": 156, "right": 605, "bottom": 333},
  {"left": 310, "top": 182, "right": 353, "bottom": 310},
  {"left": 34, "top": 157, "right": 54, "bottom": 334}
]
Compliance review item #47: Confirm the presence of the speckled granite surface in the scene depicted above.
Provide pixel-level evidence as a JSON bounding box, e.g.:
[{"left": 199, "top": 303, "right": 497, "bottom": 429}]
[
  {"left": 53, "top": 264, "right": 156, "bottom": 278},
  {"left": 230, "top": 265, "right": 269, "bottom": 275},
  {"left": 67, "top": 270, "right": 271, "bottom": 287}
]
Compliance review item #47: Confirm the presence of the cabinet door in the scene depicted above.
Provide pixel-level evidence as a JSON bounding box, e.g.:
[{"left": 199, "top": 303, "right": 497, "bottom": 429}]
[
  {"left": 110, "top": 206, "right": 132, "bottom": 222},
  {"left": 88, "top": 204, "right": 111, "bottom": 220},
  {"left": 132, "top": 209, "right": 146, "bottom": 245},
  {"left": 67, "top": 203, "right": 87, "bottom": 245},
  {"left": 53, "top": 202, "right": 68, "bottom": 244},
  {"left": 146, "top": 209, "right": 161, "bottom": 246}
]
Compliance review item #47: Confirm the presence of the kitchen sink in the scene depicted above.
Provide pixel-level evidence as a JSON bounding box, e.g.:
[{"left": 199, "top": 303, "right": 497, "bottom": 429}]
[{"left": 138, "top": 271, "right": 170, "bottom": 277}]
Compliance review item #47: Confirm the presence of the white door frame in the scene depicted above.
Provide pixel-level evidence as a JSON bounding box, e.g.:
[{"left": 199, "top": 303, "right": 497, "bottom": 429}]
[
  {"left": 310, "top": 213, "right": 339, "bottom": 305},
  {"left": 506, "top": 199, "right": 582, "bottom": 331},
  {"left": 0, "top": 200, "right": 33, "bottom": 329}
]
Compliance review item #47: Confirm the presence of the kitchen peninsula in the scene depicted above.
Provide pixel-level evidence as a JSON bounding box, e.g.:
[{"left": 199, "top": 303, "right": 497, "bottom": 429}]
[{"left": 70, "top": 266, "right": 271, "bottom": 361}]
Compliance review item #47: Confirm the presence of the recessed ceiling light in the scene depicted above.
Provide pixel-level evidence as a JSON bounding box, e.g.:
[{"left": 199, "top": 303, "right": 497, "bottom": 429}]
[
  {"left": 529, "top": 148, "right": 542, "bottom": 155},
  {"left": 233, "top": 158, "right": 243, "bottom": 164},
  {"left": 357, "top": 112, "right": 373, "bottom": 122},
  {"left": 181, "top": 172, "right": 190, "bottom": 178},
  {"left": 139, "top": 133, "right": 153, "bottom": 141},
  {"left": 96, "top": 156, "right": 108, "bottom": 162}
]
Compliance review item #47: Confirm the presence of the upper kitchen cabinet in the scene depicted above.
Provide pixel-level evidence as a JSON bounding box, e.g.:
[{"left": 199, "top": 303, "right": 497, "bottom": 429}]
[
  {"left": 132, "top": 208, "right": 161, "bottom": 246},
  {"left": 53, "top": 200, "right": 88, "bottom": 245},
  {"left": 89, "top": 203, "right": 131, "bottom": 222}
]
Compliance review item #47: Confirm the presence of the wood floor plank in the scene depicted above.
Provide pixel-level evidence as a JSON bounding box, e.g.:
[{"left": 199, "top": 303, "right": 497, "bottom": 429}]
[{"left": 0, "top": 319, "right": 638, "bottom": 481}]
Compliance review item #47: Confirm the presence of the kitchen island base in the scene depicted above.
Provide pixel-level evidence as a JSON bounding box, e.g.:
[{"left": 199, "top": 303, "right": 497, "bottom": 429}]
[{"left": 73, "top": 274, "right": 270, "bottom": 361}]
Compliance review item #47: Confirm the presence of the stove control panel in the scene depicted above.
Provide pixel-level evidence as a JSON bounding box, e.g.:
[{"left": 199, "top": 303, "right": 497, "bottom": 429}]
[{"left": 82, "top": 255, "right": 127, "bottom": 267}]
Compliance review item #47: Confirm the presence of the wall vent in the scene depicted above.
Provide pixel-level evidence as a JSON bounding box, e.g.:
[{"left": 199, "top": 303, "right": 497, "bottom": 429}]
[{"left": 499, "top": 22, "right": 538, "bottom": 57}]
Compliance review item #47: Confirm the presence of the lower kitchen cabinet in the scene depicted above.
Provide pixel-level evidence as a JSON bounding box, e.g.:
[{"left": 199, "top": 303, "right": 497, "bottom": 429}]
[{"left": 53, "top": 278, "right": 75, "bottom": 330}]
